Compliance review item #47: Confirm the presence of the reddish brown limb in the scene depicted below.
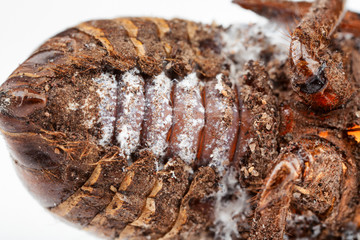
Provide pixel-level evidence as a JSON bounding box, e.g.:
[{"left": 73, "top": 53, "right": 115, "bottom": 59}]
[
  {"left": 341, "top": 11, "right": 360, "bottom": 36},
  {"left": 251, "top": 152, "right": 303, "bottom": 239},
  {"left": 233, "top": 0, "right": 310, "bottom": 24},
  {"left": 234, "top": 0, "right": 360, "bottom": 37},
  {"left": 252, "top": 137, "right": 358, "bottom": 239}
]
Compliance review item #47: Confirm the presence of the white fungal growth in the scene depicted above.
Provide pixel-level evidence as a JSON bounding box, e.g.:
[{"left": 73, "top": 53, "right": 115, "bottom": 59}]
[
  {"left": 222, "top": 24, "right": 264, "bottom": 68},
  {"left": 205, "top": 76, "right": 238, "bottom": 174},
  {"left": 116, "top": 68, "right": 145, "bottom": 158},
  {"left": 176, "top": 72, "right": 199, "bottom": 90},
  {"left": 222, "top": 22, "right": 288, "bottom": 85},
  {"left": 83, "top": 117, "right": 96, "bottom": 129},
  {"left": 213, "top": 169, "right": 248, "bottom": 240},
  {"left": 143, "top": 72, "right": 173, "bottom": 157},
  {"left": 67, "top": 102, "right": 79, "bottom": 111},
  {"left": 93, "top": 73, "right": 118, "bottom": 146},
  {"left": 0, "top": 96, "right": 11, "bottom": 114},
  {"left": 214, "top": 73, "right": 225, "bottom": 94},
  {"left": 80, "top": 97, "right": 97, "bottom": 129},
  {"left": 171, "top": 73, "right": 205, "bottom": 164}
]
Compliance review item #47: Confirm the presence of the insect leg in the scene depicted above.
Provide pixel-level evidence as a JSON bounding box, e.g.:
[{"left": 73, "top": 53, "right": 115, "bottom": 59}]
[
  {"left": 252, "top": 137, "right": 358, "bottom": 239},
  {"left": 341, "top": 11, "right": 360, "bottom": 36},
  {"left": 234, "top": 0, "right": 360, "bottom": 36},
  {"left": 233, "top": 0, "right": 311, "bottom": 25},
  {"left": 250, "top": 151, "right": 303, "bottom": 239}
]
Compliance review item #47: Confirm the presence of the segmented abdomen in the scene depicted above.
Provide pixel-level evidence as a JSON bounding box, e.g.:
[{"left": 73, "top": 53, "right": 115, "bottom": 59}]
[{"left": 0, "top": 18, "right": 277, "bottom": 239}]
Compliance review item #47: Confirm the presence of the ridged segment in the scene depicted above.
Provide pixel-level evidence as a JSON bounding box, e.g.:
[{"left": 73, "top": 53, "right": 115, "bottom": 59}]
[
  {"left": 160, "top": 167, "right": 219, "bottom": 239},
  {"left": 76, "top": 22, "right": 115, "bottom": 54},
  {"left": 50, "top": 153, "right": 128, "bottom": 225},
  {"left": 146, "top": 18, "right": 172, "bottom": 56},
  {"left": 168, "top": 73, "right": 205, "bottom": 164},
  {"left": 2, "top": 10, "right": 359, "bottom": 240},
  {"left": 77, "top": 20, "right": 138, "bottom": 69},
  {"left": 116, "top": 69, "right": 145, "bottom": 158},
  {"left": 94, "top": 73, "right": 118, "bottom": 146},
  {"left": 130, "top": 18, "right": 163, "bottom": 57},
  {"left": 114, "top": 18, "right": 146, "bottom": 57},
  {"left": 198, "top": 74, "right": 240, "bottom": 171},
  {"left": 146, "top": 18, "right": 170, "bottom": 39},
  {"left": 118, "top": 158, "right": 190, "bottom": 239},
  {"left": 86, "top": 151, "right": 157, "bottom": 239},
  {"left": 142, "top": 72, "right": 173, "bottom": 157}
]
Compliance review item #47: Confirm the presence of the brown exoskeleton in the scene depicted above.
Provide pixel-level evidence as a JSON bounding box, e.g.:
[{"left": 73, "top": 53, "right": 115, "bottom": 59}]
[
  {"left": 1, "top": 0, "right": 360, "bottom": 239},
  {"left": 235, "top": 0, "right": 360, "bottom": 238}
]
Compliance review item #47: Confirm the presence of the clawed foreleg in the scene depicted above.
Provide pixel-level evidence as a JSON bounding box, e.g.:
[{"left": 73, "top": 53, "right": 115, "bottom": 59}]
[
  {"left": 252, "top": 137, "right": 358, "bottom": 239},
  {"left": 250, "top": 151, "right": 303, "bottom": 239},
  {"left": 234, "top": 0, "right": 360, "bottom": 36}
]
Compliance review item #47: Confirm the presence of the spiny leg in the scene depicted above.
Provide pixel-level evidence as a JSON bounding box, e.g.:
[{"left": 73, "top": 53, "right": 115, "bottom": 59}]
[
  {"left": 251, "top": 137, "right": 357, "bottom": 239},
  {"left": 251, "top": 151, "right": 303, "bottom": 239},
  {"left": 234, "top": 0, "right": 360, "bottom": 36},
  {"left": 233, "top": 0, "right": 311, "bottom": 25}
]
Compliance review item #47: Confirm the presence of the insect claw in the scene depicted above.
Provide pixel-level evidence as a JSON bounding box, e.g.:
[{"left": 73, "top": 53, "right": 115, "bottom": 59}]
[{"left": 256, "top": 154, "right": 302, "bottom": 212}]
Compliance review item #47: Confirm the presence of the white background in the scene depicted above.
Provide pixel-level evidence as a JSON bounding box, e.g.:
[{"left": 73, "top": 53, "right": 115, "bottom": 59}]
[{"left": 0, "top": 0, "right": 360, "bottom": 239}]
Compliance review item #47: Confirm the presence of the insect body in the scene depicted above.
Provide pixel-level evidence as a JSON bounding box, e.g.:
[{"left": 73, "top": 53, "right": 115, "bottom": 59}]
[
  {"left": 1, "top": 0, "right": 360, "bottom": 239},
  {"left": 0, "top": 17, "right": 243, "bottom": 239}
]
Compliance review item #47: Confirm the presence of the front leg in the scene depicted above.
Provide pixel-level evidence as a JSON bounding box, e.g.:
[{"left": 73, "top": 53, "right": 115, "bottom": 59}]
[
  {"left": 251, "top": 150, "right": 303, "bottom": 239},
  {"left": 234, "top": 0, "right": 360, "bottom": 37},
  {"left": 252, "top": 137, "right": 358, "bottom": 239},
  {"left": 234, "top": 0, "right": 310, "bottom": 25}
]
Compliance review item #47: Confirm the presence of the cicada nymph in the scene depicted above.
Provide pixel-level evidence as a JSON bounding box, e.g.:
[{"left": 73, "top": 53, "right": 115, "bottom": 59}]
[{"left": 1, "top": 0, "right": 360, "bottom": 239}]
